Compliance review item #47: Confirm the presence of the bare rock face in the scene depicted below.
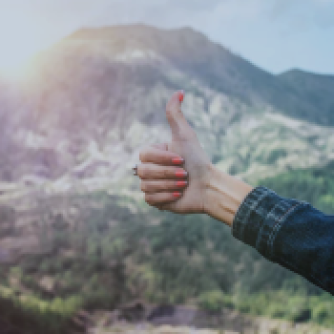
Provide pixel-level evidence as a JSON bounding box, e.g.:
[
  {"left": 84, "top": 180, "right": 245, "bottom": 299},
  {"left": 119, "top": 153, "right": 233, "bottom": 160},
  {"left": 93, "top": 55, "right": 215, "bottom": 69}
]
[
  {"left": 0, "top": 25, "right": 333, "bottom": 199},
  {"left": 0, "top": 205, "right": 16, "bottom": 236}
]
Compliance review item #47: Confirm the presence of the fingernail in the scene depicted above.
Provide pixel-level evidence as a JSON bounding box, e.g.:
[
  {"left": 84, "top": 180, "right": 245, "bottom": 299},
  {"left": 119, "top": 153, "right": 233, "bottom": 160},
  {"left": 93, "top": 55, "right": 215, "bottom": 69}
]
[
  {"left": 176, "top": 181, "right": 187, "bottom": 187},
  {"left": 173, "top": 192, "right": 182, "bottom": 198},
  {"left": 179, "top": 91, "right": 185, "bottom": 103},
  {"left": 172, "top": 157, "right": 184, "bottom": 165},
  {"left": 175, "top": 169, "right": 187, "bottom": 178}
]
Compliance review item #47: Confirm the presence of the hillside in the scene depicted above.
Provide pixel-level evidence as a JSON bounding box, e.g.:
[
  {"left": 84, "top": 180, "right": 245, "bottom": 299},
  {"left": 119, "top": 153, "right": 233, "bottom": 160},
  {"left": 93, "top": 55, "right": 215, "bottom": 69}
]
[
  {"left": 1, "top": 162, "right": 334, "bottom": 333},
  {"left": 62, "top": 25, "right": 334, "bottom": 125},
  {"left": 1, "top": 25, "right": 334, "bottom": 196},
  {"left": 278, "top": 69, "right": 334, "bottom": 123}
]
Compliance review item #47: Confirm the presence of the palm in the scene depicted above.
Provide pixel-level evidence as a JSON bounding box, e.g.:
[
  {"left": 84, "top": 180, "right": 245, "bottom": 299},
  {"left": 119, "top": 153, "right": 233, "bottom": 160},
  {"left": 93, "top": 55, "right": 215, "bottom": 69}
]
[{"left": 167, "top": 137, "right": 211, "bottom": 214}]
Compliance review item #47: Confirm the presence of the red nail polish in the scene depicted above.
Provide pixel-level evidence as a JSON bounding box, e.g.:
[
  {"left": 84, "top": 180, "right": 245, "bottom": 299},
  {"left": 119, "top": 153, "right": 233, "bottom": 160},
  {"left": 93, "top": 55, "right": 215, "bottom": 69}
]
[
  {"left": 173, "top": 192, "right": 182, "bottom": 198},
  {"left": 172, "top": 157, "right": 184, "bottom": 165},
  {"left": 179, "top": 91, "right": 184, "bottom": 103},
  {"left": 176, "top": 181, "right": 187, "bottom": 187},
  {"left": 175, "top": 169, "right": 187, "bottom": 178}
]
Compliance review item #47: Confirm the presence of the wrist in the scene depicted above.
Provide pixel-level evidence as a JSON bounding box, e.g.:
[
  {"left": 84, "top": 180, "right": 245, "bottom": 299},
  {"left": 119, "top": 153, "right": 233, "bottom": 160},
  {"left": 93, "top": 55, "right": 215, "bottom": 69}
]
[{"left": 204, "top": 165, "right": 253, "bottom": 227}]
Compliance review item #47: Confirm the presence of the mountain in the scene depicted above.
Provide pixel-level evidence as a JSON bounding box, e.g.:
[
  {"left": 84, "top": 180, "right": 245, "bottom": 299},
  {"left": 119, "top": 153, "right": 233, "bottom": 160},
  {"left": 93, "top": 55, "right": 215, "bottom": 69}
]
[
  {"left": 60, "top": 25, "right": 334, "bottom": 125},
  {"left": 1, "top": 24, "right": 334, "bottom": 196},
  {"left": 278, "top": 69, "right": 334, "bottom": 123}
]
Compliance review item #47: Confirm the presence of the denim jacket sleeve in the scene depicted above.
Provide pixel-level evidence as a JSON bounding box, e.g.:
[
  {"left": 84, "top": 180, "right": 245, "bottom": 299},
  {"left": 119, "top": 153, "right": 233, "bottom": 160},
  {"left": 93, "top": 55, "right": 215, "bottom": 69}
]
[{"left": 232, "top": 186, "right": 334, "bottom": 295}]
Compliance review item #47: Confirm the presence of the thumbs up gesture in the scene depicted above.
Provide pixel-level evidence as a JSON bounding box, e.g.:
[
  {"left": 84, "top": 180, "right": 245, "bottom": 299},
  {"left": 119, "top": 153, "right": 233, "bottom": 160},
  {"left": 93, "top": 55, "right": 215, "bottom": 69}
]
[{"left": 137, "top": 91, "right": 213, "bottom": 214}]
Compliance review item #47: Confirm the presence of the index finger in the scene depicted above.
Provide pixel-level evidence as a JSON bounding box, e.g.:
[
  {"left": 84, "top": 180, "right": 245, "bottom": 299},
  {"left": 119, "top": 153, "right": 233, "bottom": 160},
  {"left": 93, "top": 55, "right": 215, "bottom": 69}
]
[{"left": 139, "top": 147, "right": 184, "bottom": 166}]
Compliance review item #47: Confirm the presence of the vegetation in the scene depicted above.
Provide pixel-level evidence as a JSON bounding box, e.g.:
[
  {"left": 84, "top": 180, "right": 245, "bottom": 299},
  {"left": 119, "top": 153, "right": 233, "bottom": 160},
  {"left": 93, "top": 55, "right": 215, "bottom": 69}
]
[
  {"left": 257, "top": 160, "right": 334, "bottom": 214},
  {"left": 0, "top": 288, "right": 81, "bottom": 334},
  {"left": 1, "top": 161, "right": 334, "bottom": 331}
]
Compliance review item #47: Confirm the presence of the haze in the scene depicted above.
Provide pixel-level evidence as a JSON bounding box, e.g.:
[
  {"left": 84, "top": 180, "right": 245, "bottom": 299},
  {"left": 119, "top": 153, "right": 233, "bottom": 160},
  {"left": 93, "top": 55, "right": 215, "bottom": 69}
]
[{"left": 0, "top": 0, "right": 334, "bottom": 76}]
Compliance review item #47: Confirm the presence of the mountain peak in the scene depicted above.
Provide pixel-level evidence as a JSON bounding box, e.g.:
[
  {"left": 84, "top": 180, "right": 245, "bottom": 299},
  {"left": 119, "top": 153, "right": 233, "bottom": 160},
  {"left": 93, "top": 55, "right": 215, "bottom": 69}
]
[
  {"left": 279, "top": 68, "right": 334, "bottom": 80},
  {"left": 67, "top": 24, "right": 209, "bottom": 42},
  {"left": 34, "top": 23, "right": 334, "bottom": 129},
  {"left": 64, "top": 24, "right": 224, "bottom": 65}
]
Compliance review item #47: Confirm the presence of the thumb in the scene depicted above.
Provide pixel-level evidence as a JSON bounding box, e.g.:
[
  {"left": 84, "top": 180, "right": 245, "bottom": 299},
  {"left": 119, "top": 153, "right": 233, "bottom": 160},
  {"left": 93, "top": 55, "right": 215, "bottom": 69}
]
[
  {"left": 151, "top": 143, "right": 168, "bottom": 151},
  {"left": 166, "top": 91, "right": 196, "bottom": 141}
]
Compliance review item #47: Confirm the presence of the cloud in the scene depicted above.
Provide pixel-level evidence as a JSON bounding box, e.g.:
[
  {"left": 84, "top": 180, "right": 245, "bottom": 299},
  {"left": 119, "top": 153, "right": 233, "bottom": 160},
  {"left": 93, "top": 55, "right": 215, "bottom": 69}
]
[{"left": 1, "top": 0, "right": 333, "bottom": 73}]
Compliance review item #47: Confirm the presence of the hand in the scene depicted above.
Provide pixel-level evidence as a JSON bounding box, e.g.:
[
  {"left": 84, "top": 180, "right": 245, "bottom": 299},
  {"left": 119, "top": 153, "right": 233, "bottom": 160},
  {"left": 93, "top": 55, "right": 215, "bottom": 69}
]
[{"left": 137, "top": 91, "right": 213, "bottom": 214}]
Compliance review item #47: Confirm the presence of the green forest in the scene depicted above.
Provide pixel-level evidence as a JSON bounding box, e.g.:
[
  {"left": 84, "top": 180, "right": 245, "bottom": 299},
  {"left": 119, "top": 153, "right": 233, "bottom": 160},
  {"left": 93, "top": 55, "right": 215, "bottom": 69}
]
[{"left": 1, "top": 161, "right": 334, "bottom": 333}]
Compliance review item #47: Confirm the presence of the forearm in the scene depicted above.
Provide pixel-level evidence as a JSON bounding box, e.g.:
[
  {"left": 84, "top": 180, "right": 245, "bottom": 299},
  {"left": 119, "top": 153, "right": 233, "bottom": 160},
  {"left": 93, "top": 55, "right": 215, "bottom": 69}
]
[
  {"left": 206, "top": 172, "right": 334, "bottom": 295},
  {"left": 204, "top": 164, "right": 254, "bottom": 227}
]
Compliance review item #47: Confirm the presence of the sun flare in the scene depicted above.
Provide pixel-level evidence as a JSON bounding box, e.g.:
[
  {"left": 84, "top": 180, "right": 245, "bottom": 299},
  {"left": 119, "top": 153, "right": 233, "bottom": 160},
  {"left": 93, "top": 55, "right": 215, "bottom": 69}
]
[
  {"left": 0, "top": 31, "right": 49, "bottom": 81},
  {"left": 0, "top": 48, "right": 35, "bottom": 80},
  {"left": 0, "top": 14, "right": 54, "bottom": 81}
]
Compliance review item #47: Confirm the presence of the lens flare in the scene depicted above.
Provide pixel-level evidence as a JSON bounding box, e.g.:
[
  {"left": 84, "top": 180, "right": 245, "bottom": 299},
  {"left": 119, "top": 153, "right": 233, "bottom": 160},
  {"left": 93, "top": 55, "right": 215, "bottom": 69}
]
[
  {"left": 0, "top": 14, "right": 54, "bottom": 82},
  {"left": 0, "top": 49, "right": 34, "bottom": 80}
]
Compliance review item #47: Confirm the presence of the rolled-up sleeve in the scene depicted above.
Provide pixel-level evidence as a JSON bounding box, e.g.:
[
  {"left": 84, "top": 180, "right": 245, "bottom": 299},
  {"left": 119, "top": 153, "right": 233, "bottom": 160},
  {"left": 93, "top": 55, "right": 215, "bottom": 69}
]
[{"left": 232, "top": 186, "right": 334, "bottom": 295}]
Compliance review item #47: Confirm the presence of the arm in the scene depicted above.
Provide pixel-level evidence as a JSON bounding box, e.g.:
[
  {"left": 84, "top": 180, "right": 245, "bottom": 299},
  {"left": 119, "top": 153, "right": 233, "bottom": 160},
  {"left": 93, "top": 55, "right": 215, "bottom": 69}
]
[
  {"left": 206, "top": 167, "right": 334, "bottom": 295},
  {"left": 137, "top": 91, "right": 334, "bottom": 295}
]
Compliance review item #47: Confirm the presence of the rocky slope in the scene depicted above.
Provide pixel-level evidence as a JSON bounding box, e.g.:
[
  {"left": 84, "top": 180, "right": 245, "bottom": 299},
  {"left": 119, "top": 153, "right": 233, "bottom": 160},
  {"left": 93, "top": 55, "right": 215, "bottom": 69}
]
[{"left": 1, "top": 24, "right": 334, "bottom": 200}]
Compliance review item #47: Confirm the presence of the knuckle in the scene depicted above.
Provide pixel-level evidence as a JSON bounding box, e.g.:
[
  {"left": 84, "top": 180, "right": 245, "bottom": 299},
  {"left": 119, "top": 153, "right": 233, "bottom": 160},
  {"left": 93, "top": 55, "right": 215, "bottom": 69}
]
[
  {"left": 140, "top": 181, "right": 147, "bottom": 192},
  {"left": 140, "top": 166, "right": 148, "bottom": 179},
  {"left": 157, "top": 205, "right": 166, "bottom": 212},
  {"left": 166, "top": 107, "right": 173, "bottom": 120},
  {"left": 145, "top": 194, "right": 154, "bottom": 206},
  {"left": 163, "top": 168, "right": 170, "bottom": 178},
  {"left": 139, "top": 151, "right": 145, "bottom": 162},
  {"left": 137, "top": 165, "right": 143, "bottom": 178},
  {"left": 165, "top": 180, "right": 173, "bottom": 190}
]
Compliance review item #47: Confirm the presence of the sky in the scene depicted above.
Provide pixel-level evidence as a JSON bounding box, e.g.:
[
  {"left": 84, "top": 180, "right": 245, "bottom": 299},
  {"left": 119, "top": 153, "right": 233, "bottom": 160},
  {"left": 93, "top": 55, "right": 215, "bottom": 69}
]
[{"left": 0, "top": 0, "right": 334, "bottom": 76}]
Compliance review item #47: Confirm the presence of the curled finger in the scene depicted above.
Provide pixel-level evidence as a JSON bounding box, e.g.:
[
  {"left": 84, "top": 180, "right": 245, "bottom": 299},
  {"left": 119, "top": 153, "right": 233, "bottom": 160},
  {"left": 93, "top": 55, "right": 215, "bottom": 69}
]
[
  {"left": 138, "top": 163, "right": 188, "bottom": 180},
  {"left": 145, "top": 191, "right": 183, "bottom": 207},
  {"left": 139, "top": 146, "right": 184, "bottom": 166},
  {"left": 141, "top": 179, "right": 187, "bottom": 193}
]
